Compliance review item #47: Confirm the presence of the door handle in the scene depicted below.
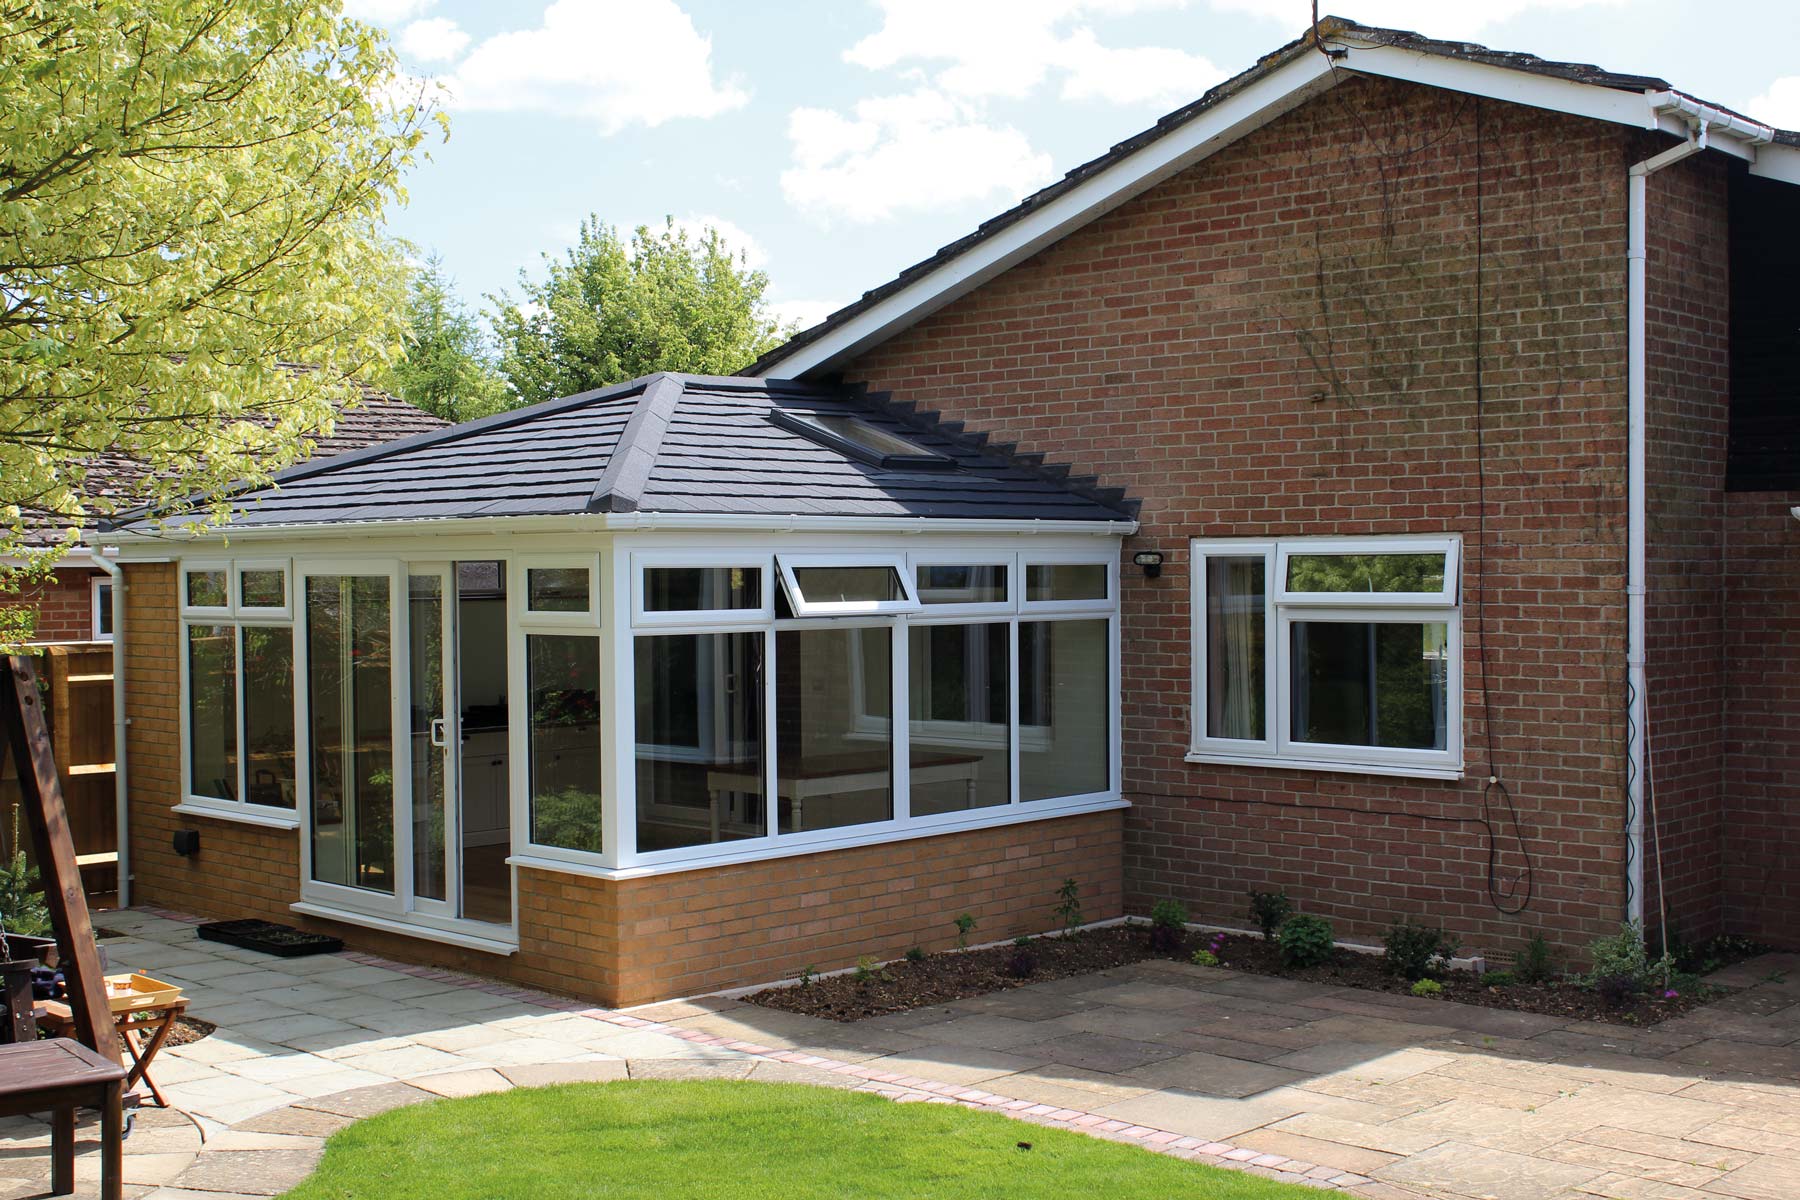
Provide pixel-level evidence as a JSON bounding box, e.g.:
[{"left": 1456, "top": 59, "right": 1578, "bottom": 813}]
[{"left": 430, "top": 717, "right": 447, "bottom": 748}]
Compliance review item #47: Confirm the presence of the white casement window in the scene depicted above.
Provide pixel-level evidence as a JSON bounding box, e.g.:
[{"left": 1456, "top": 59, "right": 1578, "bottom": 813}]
[
  {"left": 90, "top": 577, "right": 114, "bottom": 641},
  {"left": 507, "top": 558, "right": 604, "bottom": 865},
  {"left": 775, "top": 554, "right": 921, "bottom": 617},
  {"left": 1189, "top": 537, "right": 1463, "bottom": 779},
  {"left": 179, "top": 559, "right": 299, "bottom": 820}
]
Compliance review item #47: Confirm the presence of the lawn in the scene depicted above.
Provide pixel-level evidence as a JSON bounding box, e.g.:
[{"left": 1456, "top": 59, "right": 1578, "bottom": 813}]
[{"left": 281, "top": 1080, "right": 1322, "bottom": 1199}]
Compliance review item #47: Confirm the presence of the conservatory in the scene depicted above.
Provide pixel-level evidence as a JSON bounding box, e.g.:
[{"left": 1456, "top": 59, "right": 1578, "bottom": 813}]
[{"left": 102, "top": 374, "right": 1136, "bottom": 1002}]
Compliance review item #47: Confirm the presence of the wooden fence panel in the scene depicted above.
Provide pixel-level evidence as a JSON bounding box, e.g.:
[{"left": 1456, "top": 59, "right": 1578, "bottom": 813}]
[{"left": 0, "top": 642, "right": 115, "bottom": 896}]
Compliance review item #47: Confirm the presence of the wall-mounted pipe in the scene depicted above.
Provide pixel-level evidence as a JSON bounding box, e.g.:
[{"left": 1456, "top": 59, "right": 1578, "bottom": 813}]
[{"left": 91, "top": 549, "right": 128, "bottom": 909}]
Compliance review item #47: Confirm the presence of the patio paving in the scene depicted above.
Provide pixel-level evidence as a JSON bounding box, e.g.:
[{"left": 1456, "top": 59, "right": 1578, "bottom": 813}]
[{"left": 5, "top": 911, "right": 1798, "bottom": 1199}]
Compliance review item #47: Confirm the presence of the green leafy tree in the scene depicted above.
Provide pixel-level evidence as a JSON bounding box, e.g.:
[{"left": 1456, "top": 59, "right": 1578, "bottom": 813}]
[
  {"left": 0, "top": 0, "right": 435, "bottom": 610},
  {"left": 381, "top": 253, "right": 511, "bottom": 423},
  {"left": 491, "top": 217, "right": 790, "bottom": 405}
]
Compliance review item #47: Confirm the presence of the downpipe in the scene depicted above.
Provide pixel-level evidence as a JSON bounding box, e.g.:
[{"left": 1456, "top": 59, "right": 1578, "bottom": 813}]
[{"left": 92, "top": 548, "right": 129, "bottom": 908}]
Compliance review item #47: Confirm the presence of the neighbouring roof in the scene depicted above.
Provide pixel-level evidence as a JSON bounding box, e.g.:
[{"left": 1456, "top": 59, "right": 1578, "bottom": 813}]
[
  {"left": 20, "top": 375, "right": 447, "bottom": 552},
  {"left": 749, "top": 16, "right": 1800, "bottom": 380},
  {"left": 107, "top": 374, "right": 1135, "bottom": 536}
]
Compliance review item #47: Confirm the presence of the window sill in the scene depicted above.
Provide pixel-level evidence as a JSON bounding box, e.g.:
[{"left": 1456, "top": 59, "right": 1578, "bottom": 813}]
[
  {"left": 511, "top": 795, "right": 1131, "bottom": 882},
  {"left": 171, "top": 801, "right": 301, "bottom": 830},
  {"left": 1184, "top": 751, "right": 1463, "bottom": 782},
  {"left": 289, "top": 902, "right": 519, "bottom": 956}
]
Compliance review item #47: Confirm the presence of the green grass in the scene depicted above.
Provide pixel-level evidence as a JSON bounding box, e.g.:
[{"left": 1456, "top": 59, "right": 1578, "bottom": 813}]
[{"left": 280, "top": 1080, "right": 1320, "bottom": 1199}]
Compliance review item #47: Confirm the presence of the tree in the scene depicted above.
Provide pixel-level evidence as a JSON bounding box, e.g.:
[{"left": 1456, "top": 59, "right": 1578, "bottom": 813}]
[
  {"left": 0, "top": 0, "right": 435, "bottom": 565},
  {"left": 381, "top": 254, "right": 510, "bottom": 423},
  {"left": 491, "top": 217, "right": 791, "bottom": 406}
]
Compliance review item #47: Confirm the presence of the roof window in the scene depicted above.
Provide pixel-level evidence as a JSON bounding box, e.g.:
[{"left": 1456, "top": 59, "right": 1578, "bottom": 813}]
[{"left": 769, "top": 409, "right": 953, "bottom": 469}]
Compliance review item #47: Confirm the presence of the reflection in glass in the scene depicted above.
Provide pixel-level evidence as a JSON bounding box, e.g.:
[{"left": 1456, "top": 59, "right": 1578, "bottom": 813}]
[
  {"left": 634, "top": 632, "right": 765, "bottom": 852},
  {"left": 643, "top": 567, "right": 761, "bottom": 613},
  {"left": 776, "top": 627, "right": 892, "bottom": 832},
  {"left": 1206, "top": 556, "right": 1266, "bottom": 741},
  {"left": 1284, "top": 553, "right": 1447, "bottom": 595},
  {"left": 527, "top": 567, "right": 589, "bottom": 613},
  {"left": 241, "top": 626, "right": 295, "bottom": 808},
  {"left": 186, "top": 570, "right": 228, "bottom": 609},
  {"left": 1290, "top": 621, "right": 1448, "bottom": 750},
  {"left": 789, "top": 566, "right": 902, "bottom": 605},
  {"left": 908, "top": 623, "right": 1009, "bottom": 815},
  {"left": 1025, "top": 564, "right": 1107, "bottom": 602},
  {"left": 528, "top": 634, "right": 603, "bottom": 852},
  {"left": 1019, "top": 619, "right": 1108, "bottom": 800},
  {"left": 240, "top": 569, "right": 286, "bottom": 609},
  {"left": 306, "top": 575, "right": 394, "bottom": 893},
  {"left": 408, "top": 575, "right": 447, "bottom": 902},
  {"left": 917, "top": 565, "right": 1007, "bottom": 605},
  {"left": 187, "top": 624, "right": 236, "bottom": 800}
]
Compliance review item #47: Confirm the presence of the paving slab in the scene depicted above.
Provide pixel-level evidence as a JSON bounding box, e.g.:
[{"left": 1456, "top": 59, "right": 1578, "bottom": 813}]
[
  {"left": 1124, "top": 1049, "right": 1305, "bottom": 1097},
  {"left": 1376, "top": 1141, "right": 1605, "bottom": 1200},
  {"left": 1096, "top": 1088, "right": 1310, "bottom": 1141}
]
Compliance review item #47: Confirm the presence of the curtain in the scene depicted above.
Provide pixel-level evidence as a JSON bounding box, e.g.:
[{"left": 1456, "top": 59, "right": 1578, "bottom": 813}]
[{"left": 1207, "top": 557, "right": 1264, "bottom": 740}]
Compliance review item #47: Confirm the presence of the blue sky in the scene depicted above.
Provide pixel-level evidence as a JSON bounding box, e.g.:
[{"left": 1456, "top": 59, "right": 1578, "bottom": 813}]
[{"left": 348, "top": 0, "right": 1800, "bottom": 334}]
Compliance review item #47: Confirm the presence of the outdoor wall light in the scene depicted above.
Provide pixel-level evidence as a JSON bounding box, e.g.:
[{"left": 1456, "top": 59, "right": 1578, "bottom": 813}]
[
  {"left": 172, "top": 829, "right": 200, "bottom": 857},
  {"left": 1132, "top": 551, "right": 1166, "bottom": 579}
]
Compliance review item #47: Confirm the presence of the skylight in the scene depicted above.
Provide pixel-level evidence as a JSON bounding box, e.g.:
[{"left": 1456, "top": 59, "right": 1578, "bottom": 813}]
[{"left": 769, "top": 409, "right": 954, "bottom": 469}]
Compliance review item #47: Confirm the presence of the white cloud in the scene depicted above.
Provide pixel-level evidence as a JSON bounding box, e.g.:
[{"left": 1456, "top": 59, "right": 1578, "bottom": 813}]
[
  {"left": 782, "top": 89, "right": 1056, "bottom": 225},
  {"left": 442, "top": 0, "right": 748, "bottom": 134},
  {"left": 342, "top": 0, "right": 435, "bottom": 23},
  {"left": 1208, "top": 0, "right": 1627, "bottom": 39},
  {"left": 847, "top": 0, "right": 1207, "bottom": 105},
  {"left": 1748, "top": 77, "right": 1800, "bottom": 130},
  {"left": 768, "top": 297, "right": 846, "bottom": 332},
  {"left": 398, "top": 17, "right": 469, "bottom": 62}
]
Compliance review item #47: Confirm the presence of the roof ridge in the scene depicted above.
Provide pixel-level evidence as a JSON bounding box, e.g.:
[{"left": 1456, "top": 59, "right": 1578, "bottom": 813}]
[{"left": 587, "top": 374, "right": 686, "bottom": 513}]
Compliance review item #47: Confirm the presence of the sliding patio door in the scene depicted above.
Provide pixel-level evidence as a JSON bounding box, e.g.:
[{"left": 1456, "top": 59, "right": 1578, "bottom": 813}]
[{"left": 407, "top": 566, "right": 457, "bottom": 916}]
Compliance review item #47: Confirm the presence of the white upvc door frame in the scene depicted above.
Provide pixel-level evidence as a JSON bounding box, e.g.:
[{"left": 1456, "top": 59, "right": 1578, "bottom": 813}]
[{"left": 402, "top": 562, "right": 460, "bottom": 923}]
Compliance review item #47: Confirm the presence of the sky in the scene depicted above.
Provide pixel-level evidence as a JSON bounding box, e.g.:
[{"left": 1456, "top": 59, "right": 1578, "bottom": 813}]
[{"left": 348, "top": 0, "right": 1800, "bottom": 334}]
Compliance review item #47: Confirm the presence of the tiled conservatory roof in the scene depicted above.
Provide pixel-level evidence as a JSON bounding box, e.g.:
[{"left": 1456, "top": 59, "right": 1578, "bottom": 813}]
[{"left": 109, "top": 374, "right": 1135, "bottom": 533}]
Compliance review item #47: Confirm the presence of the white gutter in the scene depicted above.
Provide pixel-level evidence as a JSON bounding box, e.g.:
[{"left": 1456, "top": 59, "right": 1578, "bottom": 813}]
[
  {"left": 1621, "top": 94, "right": 1774, "bottom": 925},
  {"left": 90, "top": 548, "right": 128, "bottom": 908}
]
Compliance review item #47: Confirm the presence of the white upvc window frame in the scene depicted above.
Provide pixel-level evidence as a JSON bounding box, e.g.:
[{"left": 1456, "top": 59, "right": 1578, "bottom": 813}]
[
  {"left": 90, "top": 576, "right": 113, "bottom": 641},
  {"left": 631, "top": 552, "right": 774, "bottom": 627},
  {"left": 234, "top": 559, "right": 293, "bottom": 620},
  {"left": 1189, "top": 535, "right": 1464, "bottom": 780},
  {"left": 514, "top": 554, "right": 601, "bottom": 627},
  {"left": 1020, "top": 551, "right": 1116, "bottom": 614},
  {"left": 908, "top": 553, "right": 1016, "bottom": 614},
  {"left": 177, "top": 555, "right": 301, "bottom": 826},
  {"left": 775, "top": 553, "right": 922, "bottom": 617}
]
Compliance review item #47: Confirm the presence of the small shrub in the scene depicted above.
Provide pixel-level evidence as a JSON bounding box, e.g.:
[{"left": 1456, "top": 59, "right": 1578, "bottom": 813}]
[
  {"left": 954, "top": 912, "right": 977, "bottom": 950},
  {"left": 1592, "top": 971, "right": 1642, "bottom": 1009},
  {"left": 1054, "top": 878, "right": 1085, "bottom": 936},
  {"left": 1383, "top": 920, "right": 1459, "bottom": 982},
  {"left": 1277, "top": 913, "right": 1335, "bottom": 968},
  {"left": 853, "top": 955, "right": 878, "bottom": 984},
  {"left": 797, "top": 964, "right": 817, "bottom": 988},
  {"left": 1148, "top": 899, "right": 1188, "bottom": 954},
  {"left": 1514, "top": 934, "right": 1555, "bottom": 984},
  {"left": 1481, "top": 970, "right": 1515, "bottom": 988},
  {"left": 1410, "top": 979, "right": 1444, "bottom": 998},
  {"left": 1008, "top": 936, "right": 1039, "bottom": 978},
  {"left": 1191, "top": 949, "right": 1220, "bottom": 968},
  {"left": 1581, "top": 920, "right": 1675, "bottom": 1005},
  {"left": 904, "top": 946, "right": 925, "bottom": 963},
  {"left": 1248, "top": 889, "right": 1293, "bottom": 941}
]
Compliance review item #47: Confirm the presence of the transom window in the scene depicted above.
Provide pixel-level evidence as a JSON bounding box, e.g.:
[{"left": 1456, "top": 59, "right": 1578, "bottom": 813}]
[
  {"left": 1190, "top": 537, "right": 1462, "bottom": 778},
  {"left": 180, "top": 560, "right": 296, "bottom": 814},
  {"left": 775, "top": 555, "right": 921, "bottom": 617}
]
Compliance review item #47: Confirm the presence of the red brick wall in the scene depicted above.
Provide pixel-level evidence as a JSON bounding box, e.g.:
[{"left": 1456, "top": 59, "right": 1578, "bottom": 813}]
[
  {"left": 124, "top": 563, "right": 1123, "bottom": 1005},
  {"left": 1641, "top": 153, "right": 1731, "bottom": 943},
  {"left": 6, "top": 567, "right": 101, "bottom": 643},
  {"left": 1721, "top": 494, "right": 1800, "bottom": 946},
  {"left": 846, "top": 77, "right": 1637, "bottom": 962}
]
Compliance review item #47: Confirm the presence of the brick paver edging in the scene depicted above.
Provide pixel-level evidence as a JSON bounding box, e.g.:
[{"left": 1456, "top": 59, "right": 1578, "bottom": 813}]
[{"left": 135, "top": 908, "right": 1367, "bottom": 1192}]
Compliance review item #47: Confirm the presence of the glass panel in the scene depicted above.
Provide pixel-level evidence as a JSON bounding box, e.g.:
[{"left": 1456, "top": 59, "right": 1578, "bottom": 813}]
[
  {"left": 634, "top": 632, "right": 765, "bottom": 852},
  {"left": 643, "top": 567, "right": 761, "bottom": 613},
  {"left": 790, "top": 566, "right": 902, "bottom": 605},
  {"left": 457, "top": 562, "right": 511, "bottom": 924},
  {"left": 241, "top": 626, "right": 295, "bottom": 808},
  {"left": 776, "top": 626, "right": 892, "bottom": 832},
  {"left": 1205, "top": 556, "right": 1266, "bottom": 741},
  {"left": 1290, "top": 621, "right": 1449, "bottom": 751},
  {"left": 95, "top": 583, "right": 113, "bottom": 637},
  {"left": 785, "top": 412, "right": 945, "bottom": 461},
  {"left": 1026, "top": 563, "right": 1107, "bottom": 602},
  {"left": 917, "top": 564, "right": 1007, "bottom": 605},
  {"left": 909, "top": 623, "right": 1009, "bottom": 815},
  {"left": 240, "top": 569, "right": 285, "bottom": 609},
  {"left": 408, "top": 575, "right": 447, "bottom": 902},
  {"left": 527, "top": 567, "right": 589, "bottom": 613},
  {"left": 1019, "top": 619, "right": 1109, "bottom": 800},
  {"left": 186, "top": 569, "right": 227, "bottom": 609},
  {"left": 1284, "top": 552, "right": 1447, "bottom": 595},
  {"left": 528, "top": 634, "right": 603, "bottom": 852},
  {"left": 187, "top": 624, "right": 237, "bottom": 800},
  {"left": 306, "top": 575, "right": 394, "bottom": 893}
]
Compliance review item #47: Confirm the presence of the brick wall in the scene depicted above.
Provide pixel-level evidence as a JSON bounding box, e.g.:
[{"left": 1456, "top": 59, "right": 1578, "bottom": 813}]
[
  {"left": 1721, "top": 494, "right": 1800, "bottom": 946},
  {"left": 124, "top": 563, "right": 1123, "bottom": 1005},
  {"left": 846, "top": 77, "right": 1636, "bottom": 962},
  {"left": 1641, "top": 152, "right": 1731, "bottom": 942},
  {"left": 6, "top": 566, "right": 101, "bottom": 643}
]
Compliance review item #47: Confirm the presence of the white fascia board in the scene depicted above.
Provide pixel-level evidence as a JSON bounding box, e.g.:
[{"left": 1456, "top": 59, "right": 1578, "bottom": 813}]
[
  {"left": 754, "top": 52, "right": 1342, "bottom": 380},
  {"left": 1751, "top": 143, "right": 1800, "bottom": 186},
  {"left": 1337, "top": 43, "right": 1663, "bottom": 131}
]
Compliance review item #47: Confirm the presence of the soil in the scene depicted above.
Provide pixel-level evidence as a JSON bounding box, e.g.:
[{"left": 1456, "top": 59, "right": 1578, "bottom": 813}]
[
  {"left": 119, "top": 1014, "right": 215, "bottom": 1050},
  {"left": 746, "top": 925, "right": 1732, "bottom": 1026}
]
